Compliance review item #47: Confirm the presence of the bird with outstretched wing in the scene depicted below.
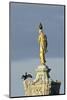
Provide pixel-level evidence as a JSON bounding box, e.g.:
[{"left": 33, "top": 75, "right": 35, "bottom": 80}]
[{"left": 21, "top": 72, "right": 32, "bottom": 80}]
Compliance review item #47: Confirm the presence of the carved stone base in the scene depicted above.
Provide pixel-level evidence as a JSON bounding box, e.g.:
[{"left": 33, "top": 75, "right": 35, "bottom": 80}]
[{"left": 23, "top": 65, "right": 61, "bottom": 96}]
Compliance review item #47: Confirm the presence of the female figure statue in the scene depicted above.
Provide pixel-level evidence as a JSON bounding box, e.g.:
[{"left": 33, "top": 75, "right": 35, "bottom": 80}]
[{"left": 38, "top": 23, "right": 48, "bottom": 64}]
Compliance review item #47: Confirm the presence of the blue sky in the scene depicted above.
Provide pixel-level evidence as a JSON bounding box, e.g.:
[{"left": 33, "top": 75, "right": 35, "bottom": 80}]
[{"left": 10, "top": 3, "right": 64, "bottom": 61}]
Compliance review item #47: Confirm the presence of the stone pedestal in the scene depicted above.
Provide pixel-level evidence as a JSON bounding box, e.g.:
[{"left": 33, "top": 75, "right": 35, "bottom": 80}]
[{"left": 23, "top": 64, "right": 61, "bottom": 96}]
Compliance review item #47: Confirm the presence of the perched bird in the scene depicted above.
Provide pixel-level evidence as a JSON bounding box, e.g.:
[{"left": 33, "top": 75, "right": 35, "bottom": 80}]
[
  {"left": 21, "top": 72, "right": 32, "bottom": 80},
  {"left": 39, "top": 22, "right": 43, "bottom": 30}
]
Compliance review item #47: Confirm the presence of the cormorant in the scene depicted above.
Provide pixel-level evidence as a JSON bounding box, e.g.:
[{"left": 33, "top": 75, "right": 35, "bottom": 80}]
[
  {"left": 21, "top": 72, "right": 32, "bottom": 80},
  {"left": 39, "top": 22, "right": 43, "bottom": 29}
]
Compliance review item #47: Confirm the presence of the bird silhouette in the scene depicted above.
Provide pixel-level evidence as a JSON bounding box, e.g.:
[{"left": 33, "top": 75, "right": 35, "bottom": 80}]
[
  {"left": 21, "top": 72, "right": 32, "bottom": 80},
  {"left": 39, "top": 22, "right": 43, "bottom": 29}
]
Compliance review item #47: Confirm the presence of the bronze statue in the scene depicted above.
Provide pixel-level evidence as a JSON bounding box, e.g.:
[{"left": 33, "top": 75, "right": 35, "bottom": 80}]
[
  {"left": 38, "top": 23, "right": 48, "bottom": 64},
  {"left": 22, "top": 23, "right": 61, "bottom": 96}
]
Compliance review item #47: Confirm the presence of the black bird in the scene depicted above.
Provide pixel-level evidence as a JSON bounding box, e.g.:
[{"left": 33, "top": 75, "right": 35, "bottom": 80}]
[
  {"left": 39, "top": 22, "right": 43, "bottom": 30},
  {"left": 21, "top": 72, "right": 32, "bottom": 80}
]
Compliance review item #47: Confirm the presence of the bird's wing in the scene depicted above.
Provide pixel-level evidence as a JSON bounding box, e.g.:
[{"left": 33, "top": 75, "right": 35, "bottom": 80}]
[
  {"left": 27, "top": 74, "right": 32, "bottom": 78},
  {"left": 21, "top": 75, "right": 25, "bottom": 79}
]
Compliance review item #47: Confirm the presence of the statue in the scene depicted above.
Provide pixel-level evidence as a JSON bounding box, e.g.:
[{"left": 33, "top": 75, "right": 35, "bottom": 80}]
[
  {"left": 21, "top": 23, "right": 61, "bottom": 96},
  {"left": 38, "top": 23, "right": 48, "bottom": 65}
]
